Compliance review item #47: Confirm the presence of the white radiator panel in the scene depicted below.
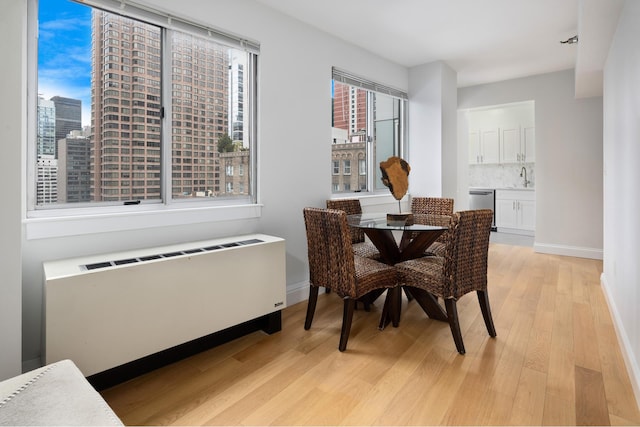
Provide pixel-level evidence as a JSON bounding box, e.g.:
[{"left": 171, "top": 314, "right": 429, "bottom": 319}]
[{"left": 44, "top": 234, "right": 286, "bottom": 376}]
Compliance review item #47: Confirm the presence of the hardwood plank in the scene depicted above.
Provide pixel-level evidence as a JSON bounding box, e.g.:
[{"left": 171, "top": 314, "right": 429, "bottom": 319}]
[
  {"left": 508, "top": 367, "right": 547, "bottom": 425},
  {"left": 542, "top": 393, "right": 576, "bottom": 426},
  {"left": 573, "top": 301, "right": 602, "bottom": 372},
  {"left": 575, "top": 365, "right": 611, "bottom": 426}
]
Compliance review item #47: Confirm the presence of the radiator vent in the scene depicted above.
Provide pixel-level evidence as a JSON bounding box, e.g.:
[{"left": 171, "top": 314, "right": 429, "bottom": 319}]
[
  {"left": 83, "top": 238, "right": 263, "bottom": 271},
  {"left": 44, "top": 233, "right": 286, "bottom": 377}
]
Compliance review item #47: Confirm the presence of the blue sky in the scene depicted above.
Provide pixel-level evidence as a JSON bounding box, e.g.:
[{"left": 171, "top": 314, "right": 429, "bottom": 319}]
[{"left": 38, "top": 0, "right": 92, "bottom": 126}]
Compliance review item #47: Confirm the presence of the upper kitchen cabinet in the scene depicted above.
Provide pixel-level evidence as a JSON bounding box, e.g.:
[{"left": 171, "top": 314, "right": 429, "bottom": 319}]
[
  {"left": 469, "top": 128, "right": 501, "bottom": 164},
  {"left": 467, "top": 101, "right": 535, "bottom": 165},
  {"left": 501, "top": 125, "right": 535, "bottom": 164}
]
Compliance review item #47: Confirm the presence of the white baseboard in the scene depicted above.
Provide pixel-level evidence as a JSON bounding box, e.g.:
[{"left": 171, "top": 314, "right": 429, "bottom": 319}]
[
  {"left": 533, "top": 242, "right": 603, "bottom": 260},
  {"left": 600, "top": 273, "right": 640, "bottom": 411},
  {"left": 496, "top": 227, "right": 534, "bottom": 236},
  {"left": 286, "top": 280, "right": 309, "bottom": 307}
]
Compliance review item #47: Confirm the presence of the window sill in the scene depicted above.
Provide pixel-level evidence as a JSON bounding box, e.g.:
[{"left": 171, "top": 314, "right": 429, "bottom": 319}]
[{"left": 24, "top": 203, "right": 263, "bottom": 240}]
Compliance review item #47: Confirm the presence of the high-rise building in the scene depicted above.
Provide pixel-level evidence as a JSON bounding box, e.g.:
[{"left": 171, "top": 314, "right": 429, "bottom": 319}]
[
  {"left": 229, "top": 54, "right": 245, "bottom": 143},
  {"left": 37, "top": 97, "right": 56, "bottom": 157},
  {"left": 89, "top": 10, "right": 243, "bottom": 202},
  {"left": 36, "top": 155, "right": 58, "bottom": 204},
  {"left": 50, "top": 96, "right": 82, "bottom": 155},
  {"left": 90, "top": 12, "right": 162, "bottom": 202},
  {"left": 36, "top": 97, "right": 58, "bottom": 204},
  {"left": 332, "top": 82, "right": 366, "bottom": 137},
  {"left": 58, "top": 128, "right": 91, "bottom": 203},
  {"left": 331, "top": 82, "right": 367, "bottom": 193}
]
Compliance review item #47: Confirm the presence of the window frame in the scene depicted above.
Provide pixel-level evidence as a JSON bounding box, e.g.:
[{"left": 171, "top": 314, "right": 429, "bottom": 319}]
[
  {"left": 330, "top": 67, "right": 408, "bottom": 196},
  {"left": 343, "top": 159, "right": 351, "bottom": 175},
  {"left": 25, "top": 0, "right": 260, "bottom": 237}
]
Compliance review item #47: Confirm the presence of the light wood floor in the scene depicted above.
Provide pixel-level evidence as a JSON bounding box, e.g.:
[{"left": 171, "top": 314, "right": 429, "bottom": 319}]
[{"left": 101, "top": 243, "right": 640, "bottom": 426}]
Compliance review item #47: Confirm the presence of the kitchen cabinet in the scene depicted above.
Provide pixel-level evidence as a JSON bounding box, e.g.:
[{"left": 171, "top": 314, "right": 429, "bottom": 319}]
[
  {"left": 495, "top": 189, "right": 535, "bottom": 234},
  {"left": 469, "top": 128, "right": 500, "bottom": 164},
  {"left": 502, "top": 126, "right": 535, "bottom": 163}
]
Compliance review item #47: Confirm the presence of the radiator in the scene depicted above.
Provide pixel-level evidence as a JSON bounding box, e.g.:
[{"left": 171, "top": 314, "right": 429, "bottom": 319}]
[{"left": 43, "top": 233, "right": 286, "bottom": 377}]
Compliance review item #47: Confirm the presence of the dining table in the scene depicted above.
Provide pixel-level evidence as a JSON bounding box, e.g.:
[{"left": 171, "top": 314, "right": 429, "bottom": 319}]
[{"left": 347, "top": 213, "right": 450, "bottom": 329}]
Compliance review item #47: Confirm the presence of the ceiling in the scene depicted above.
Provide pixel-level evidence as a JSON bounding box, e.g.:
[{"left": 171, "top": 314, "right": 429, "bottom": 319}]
[{"left": 255, "top": 0, "right": 624, "bottom": 97}]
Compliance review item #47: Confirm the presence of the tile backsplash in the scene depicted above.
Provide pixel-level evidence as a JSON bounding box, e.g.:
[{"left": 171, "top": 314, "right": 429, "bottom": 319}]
[{"left": 469, "top": 163, "right": 535, "bottom": 189}]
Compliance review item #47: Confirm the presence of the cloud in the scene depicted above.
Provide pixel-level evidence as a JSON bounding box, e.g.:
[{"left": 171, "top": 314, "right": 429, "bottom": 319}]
[{"left": 40, "top": 17, "right": 91, "bottom": 31}]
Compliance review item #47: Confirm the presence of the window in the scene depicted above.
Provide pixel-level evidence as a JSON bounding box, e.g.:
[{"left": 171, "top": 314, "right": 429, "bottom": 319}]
[
  {"left": 343, "top": 159, "right": 351, "bottom": 175},
  {"left": 29, "top": 0, "right": 258, "bottom": 212},
  {"left": 330, "top": 68, "right": 407, "bottom": 194}
]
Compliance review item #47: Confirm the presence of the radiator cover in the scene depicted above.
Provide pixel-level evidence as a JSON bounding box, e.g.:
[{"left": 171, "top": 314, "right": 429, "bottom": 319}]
[{"left": 43, "top": 233, "right": 286, "bottom": 377}]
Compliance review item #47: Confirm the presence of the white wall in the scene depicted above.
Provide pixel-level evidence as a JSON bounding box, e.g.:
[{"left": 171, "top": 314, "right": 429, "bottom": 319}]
[
  {"left": 0, "top": 0, "right": 24, "bottom": 380},
  {"left": 6, "top": 0, "right": 408, "bottom": 368},
  {"left": 407, "top": 61, "right": 458, "bottom": 199},
  {"left": 602, "top": 0, "right": 640, "bottom": 404},
  {"left": 458, "top": 70, "right": 603, "bottom": 259}
]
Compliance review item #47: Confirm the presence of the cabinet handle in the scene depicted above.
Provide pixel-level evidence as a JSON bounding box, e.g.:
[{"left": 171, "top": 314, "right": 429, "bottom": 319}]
[
  {"left": 517, "top": 153, "right": 520, "bottom": 162},
  {"left": 513, "top": 201, "right": 516, "bottom": 210}
]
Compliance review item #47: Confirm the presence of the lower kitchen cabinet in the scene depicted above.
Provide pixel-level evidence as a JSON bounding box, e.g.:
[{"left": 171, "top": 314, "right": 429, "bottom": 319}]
[{"left": 495, "top": 189, "right": 535, "bottom": 235}]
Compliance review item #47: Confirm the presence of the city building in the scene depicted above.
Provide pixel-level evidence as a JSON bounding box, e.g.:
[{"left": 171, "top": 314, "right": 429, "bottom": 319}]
[
  {"left": 37, "top": 97, "right": 56, "bottom": 157},
  {"left": 90, "top": 10, "right": 243, "bottom": 202},
  {"left": 36, "top": 155, "right": 58, "bottom": 205},
  {"left": 36, "top": 97, "right": 57, "bottom": 204},
  {"left": 50, "top": 96, "right": 82, "bottom": 155},
  {"left": 332, "top": 82, "right": 366, "bottom": 136},
  {"left": 331, "top": 82, "right": 368, "bottom": 193},
  {"left": 228, "top": 53, "right": 245, "bottom": 143},
  {"left": 57, "top": 128, "right": 91, "bottom": 203}
]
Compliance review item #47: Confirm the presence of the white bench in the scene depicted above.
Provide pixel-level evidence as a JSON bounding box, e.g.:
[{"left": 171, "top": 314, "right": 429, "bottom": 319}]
[{"left": 0, "top": 359, "right": 122, "bottom": 426}]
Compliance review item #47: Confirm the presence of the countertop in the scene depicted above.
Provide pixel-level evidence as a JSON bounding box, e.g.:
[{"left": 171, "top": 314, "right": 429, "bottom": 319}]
[
  {"left": 470, "top": 187, "right": 535, "bottom": 191},
  {"left": 495, "top": 187, "right": 535, "bottom": 191}
]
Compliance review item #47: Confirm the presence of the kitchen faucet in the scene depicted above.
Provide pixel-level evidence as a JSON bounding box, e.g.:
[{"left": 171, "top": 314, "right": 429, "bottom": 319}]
[{"left": 520, "top": 166, "right": 530, "bottom": 188}]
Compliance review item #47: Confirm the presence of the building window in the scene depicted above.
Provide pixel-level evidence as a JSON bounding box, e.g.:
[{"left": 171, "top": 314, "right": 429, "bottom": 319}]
[
  {"left": 330, "top": 67, "right": 407, "bottom": 194},
  {"left": 332, "top": 160, "right": 339, "bottom": 175},
  {"left": 343, "top": 160, "right": 351, "bottom": 175},
  {"left": 29, "top": 0, "right": 258, "bottom": 211}
]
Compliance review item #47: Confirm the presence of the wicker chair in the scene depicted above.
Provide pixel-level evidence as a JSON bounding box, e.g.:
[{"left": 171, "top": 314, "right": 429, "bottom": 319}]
[
  {"left": 395, "top": 209, "right": 496, "bottom": 354},
  {"left": 410, "top": 197, "right": 455, "bottom": 257},
  {"left": 326, "top": 199, "right": 380, "bottom": 259},
  {"left": 303, "top": 207, "right": 397, "bottom": 351},
  {"left": 410, "top": 196, "right": 454, "bottom": 216}
]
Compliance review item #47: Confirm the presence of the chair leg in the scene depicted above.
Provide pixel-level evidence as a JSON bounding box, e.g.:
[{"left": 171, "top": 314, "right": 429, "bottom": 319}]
[
  {"left": 477, "top": 290, "right": 497, "bottom": 337},
  {"left": 403, "top": 287, "right": 414, "bottom": 302},
  {"left": 444, "top": 298, "right": 465, "bottom": 355},
  {"left": 339, "top": 298, "right": 356, "bottom": 352},
  {"left": 304, "top": 286, "right": 319, "bottom": 330}
]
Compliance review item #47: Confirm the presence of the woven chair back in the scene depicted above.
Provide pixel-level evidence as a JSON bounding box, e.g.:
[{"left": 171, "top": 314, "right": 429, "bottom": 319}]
[
  {"left": 442, "top": 209, "right": 493, "bottom": 299},
  {"left": 326, "top": 199, "right": 365, "bottom": 244},
  {"left": 411, "top": 197, "right": 454, "bottom": 216},
  {"left": 303, "top": 207, "right": 357, "bottom": 298}
]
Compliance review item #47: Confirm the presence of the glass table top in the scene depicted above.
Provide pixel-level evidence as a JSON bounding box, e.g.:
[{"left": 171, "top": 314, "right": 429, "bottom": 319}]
[{"left": 347, "top": 213, "right": 448, "bottom": 231}]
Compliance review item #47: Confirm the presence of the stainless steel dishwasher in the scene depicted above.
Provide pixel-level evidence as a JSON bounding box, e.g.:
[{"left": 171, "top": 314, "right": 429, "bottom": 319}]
[{"left": 469, "top": 188, "right": 496, "bottom": 229}]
